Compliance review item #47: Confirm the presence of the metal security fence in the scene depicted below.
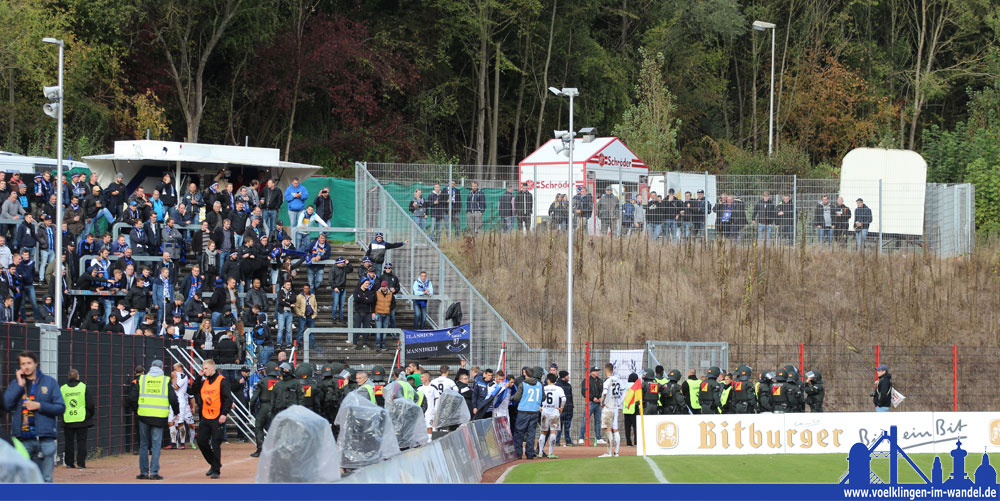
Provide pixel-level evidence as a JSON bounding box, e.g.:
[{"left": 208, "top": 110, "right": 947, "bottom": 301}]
[
  {"left": 355, "top": 162, "right": 533, "bottom": 368},
  {"left": 361, "top": 163, "right": 975, "bottom": 257},
  {"left": 0, "top": 326, "right": 171, "bottom": 463}
]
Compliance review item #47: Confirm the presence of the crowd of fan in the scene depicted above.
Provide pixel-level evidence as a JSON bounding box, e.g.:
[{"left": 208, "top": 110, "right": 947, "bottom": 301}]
[
  {"left": 407, "top": 181, "right": 875, "bottom": 251},
  {"left": 0, "top": 169, "right": 425, "bottom": 364}
]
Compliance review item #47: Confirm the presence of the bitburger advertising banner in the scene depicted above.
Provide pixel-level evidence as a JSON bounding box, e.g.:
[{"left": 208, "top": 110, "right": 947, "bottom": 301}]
[{"left": 638, "top": 412, "right": 1000, "bottom": 455}]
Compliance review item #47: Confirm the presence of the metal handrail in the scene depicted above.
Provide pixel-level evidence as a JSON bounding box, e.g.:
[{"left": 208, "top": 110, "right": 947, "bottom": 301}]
[
  {"left": 166, "top": 345, "right": 254, "bottom": 440},
  {"left": 301, "top": 327, "right": 405, "bottom": 364},
  {"left": 355, "top": 162, "right": 530, "bottom": 349},
  {"left": 170, "top": 344, "right": 256, "bottom": 439}
]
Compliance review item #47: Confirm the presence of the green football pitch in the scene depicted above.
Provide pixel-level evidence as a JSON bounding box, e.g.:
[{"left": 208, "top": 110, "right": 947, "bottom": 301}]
[{"left": 502, "top": 453, "right": 1000, "bottom": 484}]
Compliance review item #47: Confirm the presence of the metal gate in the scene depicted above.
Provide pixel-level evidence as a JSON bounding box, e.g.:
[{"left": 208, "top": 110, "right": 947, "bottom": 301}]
[{"left": 646, "top": 341, "right": 729, "bottom": 372}]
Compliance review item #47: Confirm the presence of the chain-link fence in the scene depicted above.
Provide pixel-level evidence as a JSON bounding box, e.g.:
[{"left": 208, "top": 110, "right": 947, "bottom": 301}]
[{"left": 360, "top": 163, "right": 974, "bottom": 257}]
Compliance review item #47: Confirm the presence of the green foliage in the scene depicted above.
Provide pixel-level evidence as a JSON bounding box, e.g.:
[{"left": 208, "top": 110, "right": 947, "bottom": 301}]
[
  {"left": 612, "top": 48, "right": 681, "bottom": 171},
  {"left": 965, "top": 156, "right": 1000, "bottom": 235}
]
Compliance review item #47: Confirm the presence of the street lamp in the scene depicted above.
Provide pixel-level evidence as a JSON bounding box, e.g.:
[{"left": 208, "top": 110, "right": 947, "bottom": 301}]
[
  {"left": 548, "top": 86, "right": 578, "bottom": 375},
  {"left": 752, "top": 20, "right": 776, "bottom": 156},
  {"left": 42, "top": 37, "right": 65, "bottom": 329}
]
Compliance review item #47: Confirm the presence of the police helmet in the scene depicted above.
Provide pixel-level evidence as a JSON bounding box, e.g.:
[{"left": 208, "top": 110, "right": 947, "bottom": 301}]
[
  {"left": 321, "top": 366, "right": 334, "bottom": 379},
  {"left": 295, "top": 363, "right": 313, "bottom": 379},
  {"left": 279, "top": 362, "right": 294, "bottom": 373},
  {"left": 786, "top": 370, "right": 800, "bottom": 383},
  {"left": 533, "top": 366, "right": 545, "bottom": 380},
  {"left": 774, "top": 370, "right": 787, "bottom": 383},
  {"left": 806, "top": 370, "right": 822, "bottom": 383},
  {"left": 736, "top": 365, "right": 751, "bottom": 381},
  {"left": 783, "top": 364, "right": 798, "bottom": 374},
  {"left": 266, "top": 362, "right": 280, "bottom": 377},
  {"left": 372, "top": 365, "right": 387, "bottom": 381},
  {"left": 327, "top": 362, "right": 345, "bottom": 375},
  {"left": 706, "top": 366, "right": 721, "bottom": 379},
  {"left": 643, "top": 368, "right": 655, "bottom": 379},
  {"left": 763, "top": 371, "right": 775, "bottom": 382},
  {"left": 667, "top": 369, "right": 682, "bottom": 382}
]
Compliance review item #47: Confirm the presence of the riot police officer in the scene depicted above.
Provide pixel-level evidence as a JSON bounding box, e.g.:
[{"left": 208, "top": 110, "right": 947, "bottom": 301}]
[
  {"left": 316, "top": 365, "right": 343, "bottom": 433},
  {"left": 770, "top": 370, "right": 789, "bottom": 412},
  {"left": 783, "top": 369, "right": 805, "bottom": 413},
  {"left": 295, "top": 363, "right": 320, "bottom": 412},
  {"left": 653, "top": 366, "right": 670, "bottom": 413},
  {"left": 249, "top": 362, "right": 279, "bottom": 457},
  {"left": 756, "top": 372, "right": 774, "bottom": 413},
  {"left": 271, "top": 362, "right": 304, "bottom": 416},
  {"left": 698, "top": 366, "right": 722, "bottom": 414},
  {"left": 641, "top": 369, "right": 659, "bottom": 415},
  {"left": 805, "top": 370, "right": 824, "bottom": 412},
  {"left": 728, "top": 365, "right": 757, "bottom": 414},
  {"left": 659, "top": 370, "right": 687, "bottom": 415}
]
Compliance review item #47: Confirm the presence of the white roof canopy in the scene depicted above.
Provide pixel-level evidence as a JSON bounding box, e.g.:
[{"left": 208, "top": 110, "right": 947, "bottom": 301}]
[
  {"left": 519, "top": 136, "right": 647, "bottom": 170},
  {"left": 84, "top": 140, "right": 321, "bottom": 191}
]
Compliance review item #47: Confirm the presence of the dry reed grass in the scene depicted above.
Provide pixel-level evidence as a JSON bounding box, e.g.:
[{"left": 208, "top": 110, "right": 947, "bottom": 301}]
[
  {"left": 442, "top": 232, "right": 1000, "bottom": 350},
  {"left": 442, "top": 233, "right": 1000, "bottom": 410}
]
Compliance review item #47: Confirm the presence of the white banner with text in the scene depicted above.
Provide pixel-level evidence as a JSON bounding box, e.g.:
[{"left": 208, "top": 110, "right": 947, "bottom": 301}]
[{"left": 637, "top": 412, "right": 1000, "bottom": 455}]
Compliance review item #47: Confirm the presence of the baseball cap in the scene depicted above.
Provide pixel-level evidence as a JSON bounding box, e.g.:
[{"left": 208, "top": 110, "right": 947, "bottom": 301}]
[
  {"left": 362, "top": 257, "right": 372, "bottom": 264},
  {"left": 384, "top": 262, "right": 392, "bottom": 268},
  {"left": 876, "top": 364, "right": 888, "bottom": 371},
  {"left": 697, "top": 189, "right": 704, "bottom": 194},
  {"left": 375, "top": 232, "right": 384, "bottom": 238},
  {"left": 857, "top": 198, "right": 864, "bottom": 203},
  {"left": 335, "top": 257, "right": 346, "bottom": 264},
  {"left": 590, "top": 366, "right": 599, "bottom": 372},
  {"left": 549, "top": 363, "right": 558, "bottom": 370}
]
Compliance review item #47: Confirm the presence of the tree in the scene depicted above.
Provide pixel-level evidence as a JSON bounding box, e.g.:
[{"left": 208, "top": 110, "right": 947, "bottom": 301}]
[
  {"left": 140, "top": 0, "right": 254, "bottom": 143},
  {"left": 612, "top": 48, "right": 681, "bottom": 170}
]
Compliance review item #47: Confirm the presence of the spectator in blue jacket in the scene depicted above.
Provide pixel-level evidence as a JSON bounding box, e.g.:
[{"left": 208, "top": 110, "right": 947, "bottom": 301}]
[
  {"left": 466, "top": 182, "right": 486, "bottom": 235},
  {"left": 3, "top": 350, "right": 65, "bottom": 482},
  {"left": 472, "top": 368, "right": 494, "bottom": 417},
  {"left": 283, "top": 178, "right": 309, "bottom": 230},
  {"left": 854, "top": 198, "right": 873, "bottom": 253},
  {"left": 15, "top": 249, "right": 38, "bottom": 322}
]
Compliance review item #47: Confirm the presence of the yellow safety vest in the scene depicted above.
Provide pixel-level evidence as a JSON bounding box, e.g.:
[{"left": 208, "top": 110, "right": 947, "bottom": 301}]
[
  {"left": 137, "top": 375, "right": 170, "bottom": 418},
  {"left": 360, "top": 383, "right": 377, "bottom": 404},
  {"left": 10, "top": 436, "right": 29, "bottom": 459},
  {"left": 686, "top": 379, "right": 701, "bottom": 410},
  {"left": 720, "top": 386, "right": 732, "bottom": 413},
  {"left": 398, "top": 380, "right": 416, "bottom": 402},
  {"left": 60, "top": 382, "right": 87, "bottom": 423},
  {"left": 754, "top": 381, "right": 760, "bottom": 396},
  {"left": 623, "top": 386, "right": 640, "bottom": 415}
]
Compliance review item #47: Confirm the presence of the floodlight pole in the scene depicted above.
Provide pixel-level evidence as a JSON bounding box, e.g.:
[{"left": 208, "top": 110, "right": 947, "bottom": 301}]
[
  {"left": 566, "top": 91, "right": 575, "bottom": 375},
  {"left": 44, "top": 37, "right": 65, "bottom": 329}
]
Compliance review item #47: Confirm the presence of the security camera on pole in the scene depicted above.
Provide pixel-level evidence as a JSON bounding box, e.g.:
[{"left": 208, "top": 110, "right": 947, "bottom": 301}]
[{"left": 42, "top": 37, "right": 65, "bottom": 328}]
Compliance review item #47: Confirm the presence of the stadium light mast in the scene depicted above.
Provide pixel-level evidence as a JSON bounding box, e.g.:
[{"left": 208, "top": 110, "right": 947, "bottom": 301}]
[
  {"left": 549, "top": 86, "right": 579, "bottom": 374},
  {"left": 42, "top": 37, "right": 65, "bottom": 329},
  {"left": 752, "top": 20, "right": 776, "bottom": 156}
]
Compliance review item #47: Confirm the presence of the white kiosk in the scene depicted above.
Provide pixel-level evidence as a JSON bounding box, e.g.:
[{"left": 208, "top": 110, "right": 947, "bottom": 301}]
[{"left": 518, "top": 136, "right": 647, "bottom": 233}]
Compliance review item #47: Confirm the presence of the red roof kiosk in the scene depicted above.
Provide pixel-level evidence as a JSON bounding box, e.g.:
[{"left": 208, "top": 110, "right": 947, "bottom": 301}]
[{"left": 518, "top": 136, "right": 648, "bottom": 234}]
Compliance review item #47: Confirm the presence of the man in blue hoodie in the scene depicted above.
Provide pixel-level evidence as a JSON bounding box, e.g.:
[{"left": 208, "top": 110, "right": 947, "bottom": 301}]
[
  {"left": 472, "top": 368, "right": 493, "bottom": 417},
  {"left": 3, "top": 350, "right": 65, "bottom": 482},
  {"left": 283, "top": 178, "right": 309, "bottom": 230}
]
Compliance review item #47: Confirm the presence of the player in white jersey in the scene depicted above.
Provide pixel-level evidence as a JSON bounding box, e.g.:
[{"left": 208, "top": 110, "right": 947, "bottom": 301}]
[
  {"left": 537, "top": 373, "right": 566, "bottom": 459},
  {"left": 429, "top": 364, "right": 458, "bottom": 395},
  {"left": 417, "top": 372, "right": 441, "bottom": 441},
  {"left": 599, "top": 363, "right": 624, "bottom": 457},
  {"left": 166, "top": 363, "right": 195, "bottom": 449}
]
